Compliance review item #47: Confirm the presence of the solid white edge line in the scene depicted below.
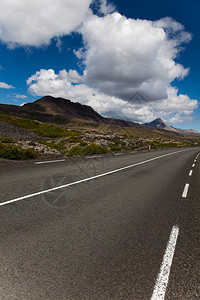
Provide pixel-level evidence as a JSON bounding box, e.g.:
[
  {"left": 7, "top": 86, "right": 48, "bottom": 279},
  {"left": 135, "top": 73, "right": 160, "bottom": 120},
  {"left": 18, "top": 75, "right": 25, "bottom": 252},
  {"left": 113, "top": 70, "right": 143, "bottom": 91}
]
[
  {"left": 151, "top": 225, "right": 179, "bottom": 300},
  {"left": 114, "top": 153, "right": 124, "bottom": 156},
  {"left": 35, "top": 159, "right": 66, "bottom": 165},
  {"left": 0, "top": 149, "right": 192, "bottom": 207},
  {"left": 182, "top": 183, "right": 189, "bottom": 198},
  {"left": 189, "top": 170, "right": 193, "bottom": 176}
]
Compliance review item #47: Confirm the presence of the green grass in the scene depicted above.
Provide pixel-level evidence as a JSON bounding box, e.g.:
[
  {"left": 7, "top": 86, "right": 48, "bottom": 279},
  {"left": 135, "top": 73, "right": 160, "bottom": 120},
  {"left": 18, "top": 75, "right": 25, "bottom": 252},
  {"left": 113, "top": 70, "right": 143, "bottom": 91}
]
[
  {"left": 121, "top": 134, "right": 138, "bottom": 140},
  {"left": 34, "top": 124, "right": 67, "bottom": 138},
  {"left": 66, "top": 130, "right": 82, "bottom": 137},
  {"left": 38, "top": 137, "right": 87, "bottom": 152},
  {"left": 0, "top": 143, "right": 37, "bottom": 160},
  {"left": 109, "top": 143, "right": 122, "bottom": 152},
  {"left": 0, "top": 114, "right": 68, "bottom": 138},
  {"left": 149, "top": 140, "right": 179, "bottom": 148},
  {"left": 38, "top": 140, "right": 66, "bottom": 152},
  {"left": 0, "top": 113, "right": 85, "bottom": 139},
  {"left": 68, "top": 136, "right": 82, "bottom": 143},
  {"left": 67, "top": 143, "right": 108, "bottom": 156},
  {"left": 0, "top": 137, "right": 14, "bottom": 143}
]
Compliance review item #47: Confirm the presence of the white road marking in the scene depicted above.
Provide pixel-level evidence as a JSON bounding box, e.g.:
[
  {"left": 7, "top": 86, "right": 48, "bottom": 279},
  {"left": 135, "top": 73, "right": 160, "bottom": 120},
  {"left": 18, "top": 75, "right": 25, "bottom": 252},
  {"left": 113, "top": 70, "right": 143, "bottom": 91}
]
[
  {"left": 0, "top": 149, "right": 192, "bottom": 207},
  {"left": 35, "top": 159, "right": 66, "bottom": 165},
  {"left": 86, "top": 155, "right": 102, "bottom": 159},
  {"left": 192, "top": 164, "right": 195, "bottom": 167},
  {"left": 194, "top": 160, "right": 197, "bottom": 162},
  {"left": 114, "top": 153, "right": 124, "bottom": 156},
  {"left": 189, "top": 170, "right": 193, "bottom": 176},
  {"left": 151, "top": 225, "right": 179, "bottom": 300},
  {"left": 182, "top": 183, "right": 189, "bottom": 198}
]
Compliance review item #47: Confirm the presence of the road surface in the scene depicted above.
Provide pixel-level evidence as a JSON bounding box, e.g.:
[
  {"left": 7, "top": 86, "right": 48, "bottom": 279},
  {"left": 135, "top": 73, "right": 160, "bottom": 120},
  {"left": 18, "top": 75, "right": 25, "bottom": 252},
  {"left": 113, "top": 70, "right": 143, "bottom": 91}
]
[{"left": 0, "top": 148, "right": 199, "bottom": 299}]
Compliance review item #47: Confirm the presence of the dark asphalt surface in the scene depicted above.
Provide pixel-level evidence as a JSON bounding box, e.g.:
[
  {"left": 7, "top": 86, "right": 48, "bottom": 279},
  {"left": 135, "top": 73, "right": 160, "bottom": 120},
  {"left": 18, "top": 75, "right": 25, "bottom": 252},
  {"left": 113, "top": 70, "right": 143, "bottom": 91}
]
[{"left": 0, "top": 148, "right": 199, "bottom": 299}]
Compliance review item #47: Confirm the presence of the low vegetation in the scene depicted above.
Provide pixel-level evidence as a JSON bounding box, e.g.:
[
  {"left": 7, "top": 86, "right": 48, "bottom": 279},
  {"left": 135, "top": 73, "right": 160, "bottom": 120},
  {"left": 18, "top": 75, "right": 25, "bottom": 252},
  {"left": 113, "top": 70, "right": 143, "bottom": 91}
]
[
  {"left": 0, "top": 137, "right": 14, "bottom": 143},
  {"left": 0, "top": 143, "right": 37, "bottom": 160},
  {"left": 0, "top": 113, "right": 199, "bottom": 160},
  {"left": 109, "top": 143, "right": 122, "bottom": 152},
  {"left": 149, "top": 140, "right": 179, "bottom": 148},
  {"left": 38, "top": 140, "right": 66, "bottom": 152},
  {"left": 67, "top": 143, "right": 108, "bottom": 156},
  {"left": 0, "top": 114, "right": 68, "bottom": 138}
]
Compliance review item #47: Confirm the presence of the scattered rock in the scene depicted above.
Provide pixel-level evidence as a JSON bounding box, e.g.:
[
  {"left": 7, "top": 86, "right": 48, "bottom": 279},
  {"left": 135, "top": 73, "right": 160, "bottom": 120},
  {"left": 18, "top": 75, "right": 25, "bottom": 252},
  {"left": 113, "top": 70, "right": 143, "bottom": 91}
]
[
  {"left": 15, "top": 141, "right": 61, "bottom": 156},
  {"left": 0, "top": 120, "right": 38, "bottom": 141}
]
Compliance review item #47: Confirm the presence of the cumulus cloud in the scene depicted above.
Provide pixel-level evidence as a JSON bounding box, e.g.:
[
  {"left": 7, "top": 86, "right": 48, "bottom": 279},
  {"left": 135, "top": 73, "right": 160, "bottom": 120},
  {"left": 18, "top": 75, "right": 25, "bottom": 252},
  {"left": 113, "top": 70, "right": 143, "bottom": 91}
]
[
  {"left": 0, "top": 82, "right": 15, "bottom": 89},
  {"left": 78, "top": 13, "right": 191, "bottom": 102},
  {"left": 27, "top": 69, "right": 83, "bottom": 95},
  {"left": 27, "top": 69, "right": 198, "bottom": 124},
  {"left": 19, "top": 8, "right": 197, "bottom": 125},
  {"left": 0, "top": 0, "right": 93, "bottom": 47}
]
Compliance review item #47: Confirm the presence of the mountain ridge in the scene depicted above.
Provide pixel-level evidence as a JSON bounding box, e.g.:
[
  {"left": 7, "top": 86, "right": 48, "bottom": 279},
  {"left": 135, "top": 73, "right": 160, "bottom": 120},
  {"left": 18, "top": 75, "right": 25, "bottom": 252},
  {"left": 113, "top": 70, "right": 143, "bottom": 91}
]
[
  {"left": 0, "top": 96, "right": 199, "bottom": 136},
  {"left": 0, "top": 96, "right": 153, "bottom": 132}
]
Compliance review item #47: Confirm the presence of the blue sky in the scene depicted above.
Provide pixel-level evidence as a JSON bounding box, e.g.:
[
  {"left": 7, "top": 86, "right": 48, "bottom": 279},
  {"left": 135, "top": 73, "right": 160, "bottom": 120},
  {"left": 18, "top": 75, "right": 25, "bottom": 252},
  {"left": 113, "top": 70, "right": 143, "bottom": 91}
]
[{"left": 0, "top": 0, "right": 199, "bottom": 131}]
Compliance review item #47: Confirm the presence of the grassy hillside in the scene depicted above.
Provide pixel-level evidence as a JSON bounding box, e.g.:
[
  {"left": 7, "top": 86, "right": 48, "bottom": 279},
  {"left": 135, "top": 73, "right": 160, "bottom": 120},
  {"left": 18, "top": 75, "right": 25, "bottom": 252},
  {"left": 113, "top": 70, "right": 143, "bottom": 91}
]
[{"left": 0, "top": 113, "right": 199, "bottom": 160}]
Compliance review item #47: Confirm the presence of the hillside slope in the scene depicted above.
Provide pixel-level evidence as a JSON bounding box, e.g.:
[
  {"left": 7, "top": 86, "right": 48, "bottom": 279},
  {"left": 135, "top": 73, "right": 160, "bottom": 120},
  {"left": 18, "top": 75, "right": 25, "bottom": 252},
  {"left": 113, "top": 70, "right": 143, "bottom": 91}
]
[{"left": 0, "top": 96, "right": 199, "bottom": 138}]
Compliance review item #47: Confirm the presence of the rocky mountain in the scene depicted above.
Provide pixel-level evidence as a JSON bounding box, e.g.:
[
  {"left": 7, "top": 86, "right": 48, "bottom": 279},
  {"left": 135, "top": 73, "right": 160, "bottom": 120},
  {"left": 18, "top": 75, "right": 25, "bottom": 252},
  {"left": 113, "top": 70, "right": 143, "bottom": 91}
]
[
  {"left": 145, "top": 118, "right": 200, "bottom": 136},
  {"left": 145, "top": 118, "right": 179, "bottom": 133},
  {"left": 22, "top": 96, "right": 104, "bottom": 123},
  {"left": 0, "top": 96, "right": 151, "bottom": 131}
]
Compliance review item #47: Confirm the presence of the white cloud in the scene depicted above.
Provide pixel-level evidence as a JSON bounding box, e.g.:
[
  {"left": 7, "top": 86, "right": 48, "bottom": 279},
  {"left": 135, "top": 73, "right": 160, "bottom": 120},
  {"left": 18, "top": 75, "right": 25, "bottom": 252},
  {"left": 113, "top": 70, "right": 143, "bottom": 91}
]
[
  {"left": 27, "top": 69, "right": 198, "bottom": 124},
  {"left": 15, "top": 94, "right": 27, "bottom": 99},
  {"left": 17, "top": 8, "right": 197, "bottom": 126},
  {"left": 27, "top": 69, "right": 83, "bottom": 95},
  {"left": 78, "top": 13, "right": 192, "bottom": 102},
  {"left": 0, "top": 82, "right": 15, "bottom": 89},
  {"left": 99, "top": 0, "right": 115, "bottom": 15},
  {"left": 0, "top": 0, "right": 93, "bottom": 47}
]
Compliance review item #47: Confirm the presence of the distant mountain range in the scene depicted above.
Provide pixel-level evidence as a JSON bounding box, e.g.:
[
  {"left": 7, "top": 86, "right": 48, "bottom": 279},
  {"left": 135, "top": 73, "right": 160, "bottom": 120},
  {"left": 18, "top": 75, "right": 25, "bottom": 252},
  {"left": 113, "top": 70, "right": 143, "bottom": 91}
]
[
  {"left": 145, "top": 118, "right": 200, "bottom": 136},
  {"left": 0, "top": 96, "right": 199, "bottom": 136}
]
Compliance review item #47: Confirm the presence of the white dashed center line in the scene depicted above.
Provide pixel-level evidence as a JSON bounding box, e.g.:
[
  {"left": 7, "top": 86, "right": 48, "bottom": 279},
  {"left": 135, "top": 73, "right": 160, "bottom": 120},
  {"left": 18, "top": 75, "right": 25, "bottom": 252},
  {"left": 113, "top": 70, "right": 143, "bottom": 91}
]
[
  {"left": 192, "top": 164, "right": 195, "bottom": 167},
  {"left": 182, "top": 183, "right": 189, "bottom": 198},
  {"left": 151, "top": 225, "right": 179, "bottom": 300},
  {"left": 189, "top": 170, "right": 193, "bottom": 176}
]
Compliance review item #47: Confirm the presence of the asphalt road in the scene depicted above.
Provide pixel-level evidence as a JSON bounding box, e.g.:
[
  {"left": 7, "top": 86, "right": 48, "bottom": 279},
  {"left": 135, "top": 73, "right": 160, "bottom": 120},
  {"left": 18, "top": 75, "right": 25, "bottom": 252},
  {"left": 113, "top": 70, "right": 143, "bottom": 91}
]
[{"left": 0, "top": 148, "right": 199, "bottom": 299}]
